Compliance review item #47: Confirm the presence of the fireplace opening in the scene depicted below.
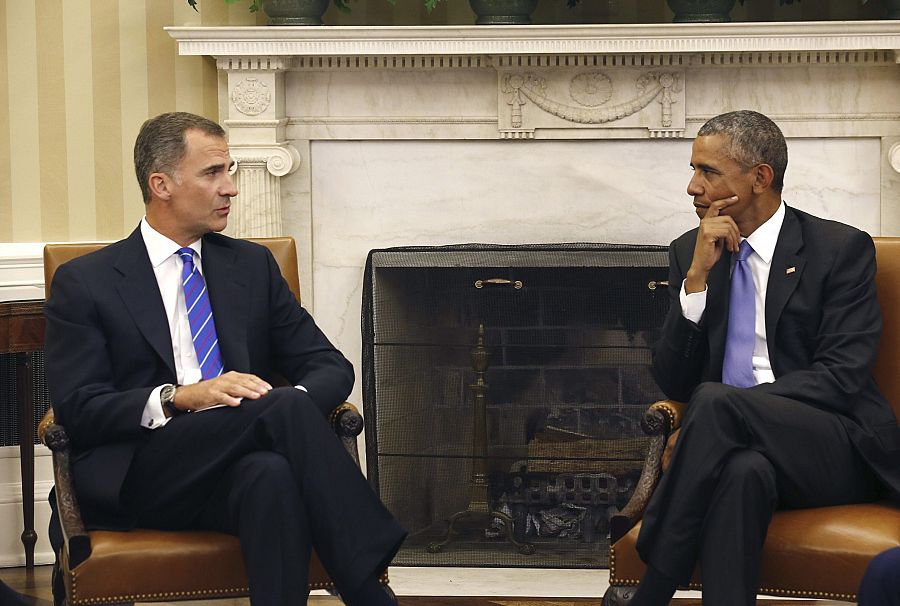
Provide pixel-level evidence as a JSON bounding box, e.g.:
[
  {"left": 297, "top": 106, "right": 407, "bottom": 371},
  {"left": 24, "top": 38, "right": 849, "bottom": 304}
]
[{"left": 362, "top": 244, "right": 670, "bottom": 568}]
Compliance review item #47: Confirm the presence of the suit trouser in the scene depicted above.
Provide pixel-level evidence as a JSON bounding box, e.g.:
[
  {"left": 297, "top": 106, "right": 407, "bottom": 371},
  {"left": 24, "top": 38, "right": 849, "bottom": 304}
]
[
  {"left": 858, "top": 547, "right": 900, "bottom": 606},
  {"left": 636, "top": 382, "right": 880, "bottom": 606},
  {"left": 120, "top": 387, "right": 406, "bottom": 606}
]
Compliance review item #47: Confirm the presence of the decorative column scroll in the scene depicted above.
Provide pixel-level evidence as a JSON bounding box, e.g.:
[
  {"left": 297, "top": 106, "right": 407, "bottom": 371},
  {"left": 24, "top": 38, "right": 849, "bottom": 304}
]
[
  {"left": 228, "top": 144, "right": 301, "bottom": 238},
  {"left": 890, "top": 142, "right": 900, "bottom": 174}
]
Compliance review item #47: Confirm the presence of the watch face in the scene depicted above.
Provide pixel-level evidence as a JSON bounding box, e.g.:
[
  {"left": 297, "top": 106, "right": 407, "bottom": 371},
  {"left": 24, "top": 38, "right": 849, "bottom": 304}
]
[{"left": 162, "top": 385, "right": 176, "bottom": 403}]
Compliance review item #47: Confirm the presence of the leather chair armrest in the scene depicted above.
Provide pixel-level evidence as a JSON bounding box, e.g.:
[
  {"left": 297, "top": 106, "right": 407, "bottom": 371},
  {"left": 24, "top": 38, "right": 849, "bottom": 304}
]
[
  {"left": 39, "top": 409, "right": 93, "bottom": 568},
  {"left": 609, "top": 400, "right": 686, "bottom": 543},
  {"left": 329, "top": 402, "right": 364, "bottom": 467}
]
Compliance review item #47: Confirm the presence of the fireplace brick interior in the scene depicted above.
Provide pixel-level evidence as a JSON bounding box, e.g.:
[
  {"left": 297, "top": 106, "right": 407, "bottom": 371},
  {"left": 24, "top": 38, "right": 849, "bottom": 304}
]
[{"left": 363, "top": 244, "right": 670, "bottom": 567}]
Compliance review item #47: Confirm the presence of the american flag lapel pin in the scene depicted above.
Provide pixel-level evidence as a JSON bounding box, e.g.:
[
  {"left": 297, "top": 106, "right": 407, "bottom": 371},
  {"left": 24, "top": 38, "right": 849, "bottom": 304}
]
[{"left": 786, "top": 266, "right": 796, "bottom": 275}]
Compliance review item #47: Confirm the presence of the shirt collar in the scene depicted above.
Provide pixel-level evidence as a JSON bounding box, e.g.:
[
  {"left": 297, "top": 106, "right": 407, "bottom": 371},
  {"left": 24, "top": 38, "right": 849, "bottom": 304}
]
[
  {"left": 140, "top": 217, "right": 202, "bottom": 268},
  {"left": 743, "top": 201, "right": 785, "bottom": 265}
]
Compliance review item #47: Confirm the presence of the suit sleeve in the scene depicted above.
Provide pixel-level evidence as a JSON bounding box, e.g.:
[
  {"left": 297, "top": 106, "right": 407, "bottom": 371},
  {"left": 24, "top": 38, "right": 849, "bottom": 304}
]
[
  {"left": 651, "top": 239, "right": 710, "bottom": 401},
  {"left": 44, "top": 262, "right": 153, "bottom": 450},
  {"left": 262, "top": 249, "right": 354, "bottom": 416},
  {"left": 751, "top": 229, "right": 882, "bottom": 414}
]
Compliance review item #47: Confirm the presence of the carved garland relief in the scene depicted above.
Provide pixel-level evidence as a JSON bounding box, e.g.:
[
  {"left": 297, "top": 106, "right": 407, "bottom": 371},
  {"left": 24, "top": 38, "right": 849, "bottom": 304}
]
[{"left": 499, "top": 69, "right": 685, "bottom": 138}]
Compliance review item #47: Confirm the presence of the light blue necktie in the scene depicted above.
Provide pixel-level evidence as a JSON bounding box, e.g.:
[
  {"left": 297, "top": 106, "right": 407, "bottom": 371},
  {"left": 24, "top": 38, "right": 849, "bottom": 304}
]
[
  {"left": 177, "top": 247, "right": 225, "bottom": 380},
  {"left": 722, "top": 240, "right": 756, "bottom": 388}
]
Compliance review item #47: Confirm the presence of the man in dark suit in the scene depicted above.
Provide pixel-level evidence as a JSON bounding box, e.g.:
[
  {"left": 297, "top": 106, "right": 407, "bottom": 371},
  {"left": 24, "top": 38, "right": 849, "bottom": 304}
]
[
  {"left": 630, "top": 110, "right": 900, "bottom": 605},
  {"left": 44, "top": 112, "right": 405, "bottom": 606}
]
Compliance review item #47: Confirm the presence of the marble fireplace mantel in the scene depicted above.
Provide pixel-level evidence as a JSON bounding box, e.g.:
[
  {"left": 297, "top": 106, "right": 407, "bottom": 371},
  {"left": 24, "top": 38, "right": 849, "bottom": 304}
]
[
  {"left": 168, "top": 21, "right": 900, "bottom": 55},
  {"left": 169, "top": 22, "right": 900, "bottom": 411}
]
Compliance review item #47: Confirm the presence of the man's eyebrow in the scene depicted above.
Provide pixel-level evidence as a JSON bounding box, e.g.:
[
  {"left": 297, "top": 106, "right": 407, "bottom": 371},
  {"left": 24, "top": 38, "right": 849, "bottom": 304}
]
[
  {"left": 201, "top": 161, "right": 229, "bottom": 173},
  {"left": 692, "top": 162, "right": 720, "bottom": 173}
]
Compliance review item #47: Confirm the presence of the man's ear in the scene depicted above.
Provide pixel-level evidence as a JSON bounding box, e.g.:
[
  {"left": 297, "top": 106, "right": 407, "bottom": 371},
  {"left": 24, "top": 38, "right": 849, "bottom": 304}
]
[
  {"left": 148, "top": 172, "right": 173, "bottom": 201},
  {"left": 752, "top": 164, "right": 775, "bottom": 194}
]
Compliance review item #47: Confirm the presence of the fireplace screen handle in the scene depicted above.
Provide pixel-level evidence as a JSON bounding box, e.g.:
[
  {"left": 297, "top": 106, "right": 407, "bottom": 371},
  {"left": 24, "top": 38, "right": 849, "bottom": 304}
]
[{"left": 474, "top": 278, "right": 523, "bottom": 290}]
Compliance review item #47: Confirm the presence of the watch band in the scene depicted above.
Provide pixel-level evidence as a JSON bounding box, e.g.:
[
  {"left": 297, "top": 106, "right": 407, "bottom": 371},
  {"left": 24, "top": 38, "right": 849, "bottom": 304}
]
[{"left": 161, "top": 384, "right": 185, "bottom": 416}]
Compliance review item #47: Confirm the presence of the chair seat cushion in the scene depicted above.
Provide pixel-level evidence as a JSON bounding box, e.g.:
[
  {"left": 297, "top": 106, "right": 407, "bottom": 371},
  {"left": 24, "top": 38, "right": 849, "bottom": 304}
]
[
  {"left": 610, "top": 501, "right": 900, "bottom": 602},
  {"left": 63, "top": 529, "right": 331, "bottom": 605}
]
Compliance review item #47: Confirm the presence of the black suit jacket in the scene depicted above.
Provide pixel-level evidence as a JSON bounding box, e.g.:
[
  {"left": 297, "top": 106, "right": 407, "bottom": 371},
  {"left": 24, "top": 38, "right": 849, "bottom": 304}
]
[
  {"left": 44, "top": 227, "right": 354, "bottom": 524},
  {"left": 652, "top": 205, "right": 900, "bottom": 498}
]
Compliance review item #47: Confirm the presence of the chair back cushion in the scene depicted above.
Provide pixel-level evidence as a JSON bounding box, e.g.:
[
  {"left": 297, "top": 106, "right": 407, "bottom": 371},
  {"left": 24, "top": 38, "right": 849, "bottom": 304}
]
[
  {"left": 43, "top": 243, "right": 108, "bottom": 297},
  {"left": 873, "top": 237, "right": 900, "bottom": 424},
  {"left": 44, "top": 237, "right": 301, "bottom": 303}
]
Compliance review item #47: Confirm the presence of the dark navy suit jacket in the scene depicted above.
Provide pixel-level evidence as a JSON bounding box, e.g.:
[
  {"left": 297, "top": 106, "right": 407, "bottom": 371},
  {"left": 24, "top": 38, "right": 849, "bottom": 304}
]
[
  {"left": 44, "top": 227, "right": 354, "bottom": 526},
  {"left": 652, "top": 205, "right": 900, "bottom": 498}
]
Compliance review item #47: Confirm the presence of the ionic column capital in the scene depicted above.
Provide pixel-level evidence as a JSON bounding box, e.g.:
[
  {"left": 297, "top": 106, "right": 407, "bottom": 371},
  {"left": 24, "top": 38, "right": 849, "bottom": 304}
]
[{"left": 231, "top": 144, "right": 302, "bottom": 177}]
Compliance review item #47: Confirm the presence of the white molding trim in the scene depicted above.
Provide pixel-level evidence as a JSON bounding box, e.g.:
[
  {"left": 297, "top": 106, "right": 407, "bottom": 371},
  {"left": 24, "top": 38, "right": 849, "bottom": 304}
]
[
  {"left": 0, "top": 454, "right": 55, "bottom": 567},
  {"left": 0, "top": 480, "right": 54, "bottom": 506},
  {"left": 167, "top": 22, "right": 900, "bottom": 59},
  {"left": 0, "top": 243, "right": 45, "bottom": 302},
  {"left": 0, "top": 445, "right": 50, "bottom": 460}
]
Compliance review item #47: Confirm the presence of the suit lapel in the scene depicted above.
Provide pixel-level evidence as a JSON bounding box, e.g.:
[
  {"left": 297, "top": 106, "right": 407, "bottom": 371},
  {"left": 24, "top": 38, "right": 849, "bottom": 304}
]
[
  {"left": 202, "top": 236, "right": 250, "bottom": 373},
  {"left": 766, "top": 206, "right": 805, "bottom": 363},
  {"left": 113, "top": 228, "right": 176, "bottom": 377}
]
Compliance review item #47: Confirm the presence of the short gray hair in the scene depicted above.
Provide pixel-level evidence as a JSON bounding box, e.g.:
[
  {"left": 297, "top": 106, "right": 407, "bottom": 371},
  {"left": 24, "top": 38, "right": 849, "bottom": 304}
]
[
  {"left": 134, "top": 112, "right": 226, "bottom": 203},
  {"left": 697, "top": 110, "right": 788, "bottom": 193}
]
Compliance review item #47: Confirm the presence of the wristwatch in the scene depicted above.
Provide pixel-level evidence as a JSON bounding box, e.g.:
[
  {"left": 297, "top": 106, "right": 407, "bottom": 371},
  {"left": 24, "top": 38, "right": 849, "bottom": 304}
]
[{"left": 160, "top": 383, "right": 184, "bottom": 417}]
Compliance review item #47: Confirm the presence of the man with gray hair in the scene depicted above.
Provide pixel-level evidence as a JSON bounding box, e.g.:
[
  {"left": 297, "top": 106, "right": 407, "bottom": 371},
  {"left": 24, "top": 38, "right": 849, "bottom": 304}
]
[{"left": 629, "top": 110, "right": 900, "bottom": 605}]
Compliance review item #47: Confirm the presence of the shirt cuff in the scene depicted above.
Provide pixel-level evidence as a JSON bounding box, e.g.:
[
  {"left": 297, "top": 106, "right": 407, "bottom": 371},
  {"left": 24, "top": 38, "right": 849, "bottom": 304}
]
[
  {"left": 294, "top": 385, "right": 308, "bottom": 392},
  {"left": 680, "top": 278, "right": 708, "bottom": 325},
  {"left": 142, "top": 385, "right": 171, "bottom": 429}
]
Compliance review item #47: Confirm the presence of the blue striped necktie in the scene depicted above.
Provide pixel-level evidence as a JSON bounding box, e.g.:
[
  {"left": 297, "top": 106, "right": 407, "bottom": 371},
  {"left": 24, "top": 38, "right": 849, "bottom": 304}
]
[
  {"left": 177, "top": 247, "right": 225, "bottom": 380},
  {"left": 722, "top": 239, "right": 756, "bottom": 388}
]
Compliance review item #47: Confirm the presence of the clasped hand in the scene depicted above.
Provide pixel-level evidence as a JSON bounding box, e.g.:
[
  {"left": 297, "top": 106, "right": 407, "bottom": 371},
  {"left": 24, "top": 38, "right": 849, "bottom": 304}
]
[{"left": 174, "top": 371, "right": 272, "bottom": 411}]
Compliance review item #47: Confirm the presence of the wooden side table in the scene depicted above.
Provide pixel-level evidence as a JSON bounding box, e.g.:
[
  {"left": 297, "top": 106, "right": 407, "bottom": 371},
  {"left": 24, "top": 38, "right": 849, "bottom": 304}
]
[{"left": 0, "top": 300, "right": 46, "bottom": 569}]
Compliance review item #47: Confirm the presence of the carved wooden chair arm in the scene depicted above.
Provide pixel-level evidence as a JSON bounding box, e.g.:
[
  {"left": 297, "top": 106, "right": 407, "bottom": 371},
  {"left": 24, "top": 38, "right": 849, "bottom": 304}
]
[
  {"left": 609, "top": 400, "right": 686, "bottom": 542},
  {"left": 645, "top": 399, "right": 687, "bottom": 435},
  {"left": 38, "top": 408, "right": 93, "bottom": 568},
  {"left": 328, "top": 402, "right": 365, "bottom": 467},
  {"left": 329, "top": 402, "right": 364, "bottom": 438}
]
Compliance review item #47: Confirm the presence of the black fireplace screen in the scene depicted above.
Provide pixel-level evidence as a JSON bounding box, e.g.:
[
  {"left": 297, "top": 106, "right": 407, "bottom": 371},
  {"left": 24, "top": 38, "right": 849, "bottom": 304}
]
[{"left": 362, "top": 244, "right": 670, "bottom": 568}]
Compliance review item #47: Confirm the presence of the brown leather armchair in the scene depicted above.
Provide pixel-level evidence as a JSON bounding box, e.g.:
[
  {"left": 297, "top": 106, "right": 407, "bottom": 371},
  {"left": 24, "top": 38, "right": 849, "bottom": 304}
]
[
  {"left": 603, "top": 237, "right": 900, "bottom": 604},
  {"left": 39, "top": 237, "right": 391, "bottom": 605}
]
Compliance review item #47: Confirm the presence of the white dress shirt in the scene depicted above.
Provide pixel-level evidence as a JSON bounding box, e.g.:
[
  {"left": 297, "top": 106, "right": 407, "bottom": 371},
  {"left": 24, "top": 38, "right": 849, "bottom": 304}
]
[
  {"left": 140, "top": 218, "right": 205, "bottom": 429},
  {"left": 680, "top": 202, "right": 786, "bottom": 386}
]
